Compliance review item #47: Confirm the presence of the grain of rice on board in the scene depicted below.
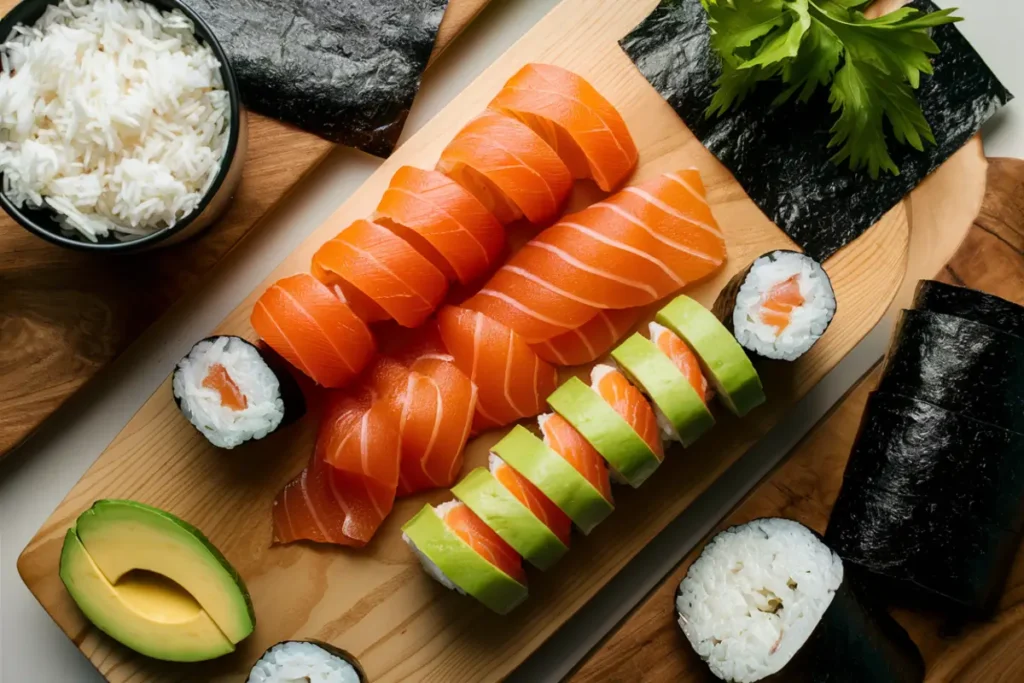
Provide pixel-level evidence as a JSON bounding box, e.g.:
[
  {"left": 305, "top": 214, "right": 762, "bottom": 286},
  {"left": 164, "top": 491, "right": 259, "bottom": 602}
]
[{"left": 0, "top": 0, "right": 230, "bottom": 241}]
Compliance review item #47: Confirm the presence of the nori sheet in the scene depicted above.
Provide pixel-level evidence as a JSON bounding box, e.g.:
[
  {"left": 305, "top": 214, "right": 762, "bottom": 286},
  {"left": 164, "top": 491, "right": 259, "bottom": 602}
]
[
  {"left": 827, "top": 484, "right": 1022, "bottom": 615},
  {"left": 912, "top": 280, "right": 1024, "bottom": 339},
  {"left": 877, "top": 310, "right": 1024, "bottom": 434},
  {"left": 186, "top": 0, "right": 449, "bottom": 157},
  {"left": 841, "top": 392, "right": 1024, "bottom": 530},
  {"left": 620, "top": 0, "right": 1013, "bottom": 261}
]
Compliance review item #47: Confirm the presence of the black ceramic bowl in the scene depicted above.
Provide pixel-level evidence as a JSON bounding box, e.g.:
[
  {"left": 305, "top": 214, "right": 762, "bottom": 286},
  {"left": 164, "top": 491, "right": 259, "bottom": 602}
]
[{"left": 0, "top": 0, "right": 246, "bottom": 253}]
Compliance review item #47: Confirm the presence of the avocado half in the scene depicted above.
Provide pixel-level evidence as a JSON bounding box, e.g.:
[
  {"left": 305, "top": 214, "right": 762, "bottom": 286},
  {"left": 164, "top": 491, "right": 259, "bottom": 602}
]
[
  {"left": 612, "top": 333, "right": 715, "bottom": 447},
  {"left": 656, "top": 295, "right": 766, "bottom": 417},
  {"left": 492, "top": 425, "right": 613, "bottom": 535},
  {"left": 59, "top": 499, "right": 255, "bottom": 662},
  {"left": 453, "top": 468, "right": 569, "bottom": 571}
]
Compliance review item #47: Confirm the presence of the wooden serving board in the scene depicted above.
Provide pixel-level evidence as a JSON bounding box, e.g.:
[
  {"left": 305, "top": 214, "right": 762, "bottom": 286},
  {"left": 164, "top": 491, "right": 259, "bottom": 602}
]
[
  {"left": 15, "top": 1, "right": 986, "bottom": 681},
  {"left": 0, "top": 0, "right": 492, "bottom": 458},
  {"left": 568, "top": 158, "right": 1024, "bottom": 683}
]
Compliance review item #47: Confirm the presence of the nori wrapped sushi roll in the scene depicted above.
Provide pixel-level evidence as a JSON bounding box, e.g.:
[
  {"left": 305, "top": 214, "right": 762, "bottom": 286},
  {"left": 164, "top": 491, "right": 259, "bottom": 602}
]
[
  {"left": 877, "top": 311, "right": 1024, "bottom": 433},
  {"left": 247, "top": 640, "right": 366, "bottom": 682},
  {"left": 912, "top": 280, "right": 1024, "bottom": 338},
  {"left": 676, "top": 518, "right": 924, "bottom": 683},
  {"left": 172, "top": 336, "right": 305, "bottom": 449}
]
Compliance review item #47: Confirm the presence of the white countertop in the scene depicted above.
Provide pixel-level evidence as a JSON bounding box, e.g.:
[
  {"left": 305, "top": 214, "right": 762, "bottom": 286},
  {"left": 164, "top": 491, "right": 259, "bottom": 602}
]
[{"left": 1, "top": 1, "right": 1021, "bottom": 680}]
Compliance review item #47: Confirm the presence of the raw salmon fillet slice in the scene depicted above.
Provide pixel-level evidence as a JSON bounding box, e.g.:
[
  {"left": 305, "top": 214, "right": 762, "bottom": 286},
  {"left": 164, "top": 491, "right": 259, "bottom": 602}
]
[
  {"left": 760, "top": 275, "right": 805, "bottom": 332},
  {"left": 489, "top": 63, "right": 638, "bottom": 191},
  {"left": 491, "top": 455, "right": 572, "bottom": 545},
  {"left": 539, "top": 413, "right": 613, "bottom": 503},
  {"left": 250, "top": 273, "right": 376, "bottom": 389},
  {"left": 201, "top": 364, "right": 247, "bottom": 410},
  {"left": 437, "top": 306, "right": 559, "bottom": 432},
  {"left": 311, "top": 219, "right": 449, "bottom": 328},
  {"left": 443, "top": 502, "right": 526, "bottom": 584},
  {"left": 532, "top": 308, "right": 644, "bottom": 366},
  {"left": 375, "top": 166, "right": 506, "bottom": 285},
  {"left": 437, "top": 110, "right": 572, "bottom": 225},
  {"left": 592, "top": 365, "right": 664, "bottom": 460},
  {"left": 650, "top": 321, "right": 709, "bottom": 402}
]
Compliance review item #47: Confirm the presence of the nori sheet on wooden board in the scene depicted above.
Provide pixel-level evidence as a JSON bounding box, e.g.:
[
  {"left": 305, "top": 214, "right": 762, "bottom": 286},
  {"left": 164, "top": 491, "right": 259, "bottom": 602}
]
[
  {"left": 186, "top": 0, "right": 449, "bottom": 157},
  {"left": 877, "top": 310, "right": 1024, "bottom": 434},
  {"left": 912, "top": 280, "right": 1024, "bottom": 339},
  {"left": 827, "top": 484, "right": 1022, "bottom": 615},
  {"left": 619, "top": 0, "right": 1013, "bottom": 261},
  {"left": 840, "top": 392, "right": 1024, "bottom": 530}
]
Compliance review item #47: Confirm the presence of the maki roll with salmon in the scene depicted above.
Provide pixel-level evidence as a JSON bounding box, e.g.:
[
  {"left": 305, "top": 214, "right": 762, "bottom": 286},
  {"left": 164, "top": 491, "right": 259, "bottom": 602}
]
[
  {"left": 172, "top": 336, "right": 304, "bottom": 449},
  {"left": 677, "top": 519, "right": 924, "bottom": 683},
  {"left": 714, "top": 251, "right": 836, "bottom": 362},
  {"left": 247, "top": 640, "right": 366, "bottom": 682}
]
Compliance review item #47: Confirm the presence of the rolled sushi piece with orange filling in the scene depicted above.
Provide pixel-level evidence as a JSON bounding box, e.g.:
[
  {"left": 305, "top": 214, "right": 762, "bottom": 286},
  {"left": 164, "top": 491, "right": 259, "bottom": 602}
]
[{"left": 402, "top": 501, "right": 528, "bottom": 614}]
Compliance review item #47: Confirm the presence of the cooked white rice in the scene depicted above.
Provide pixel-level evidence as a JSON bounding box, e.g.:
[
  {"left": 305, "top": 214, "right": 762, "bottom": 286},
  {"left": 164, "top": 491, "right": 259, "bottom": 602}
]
[
  {"left": 402, "top": 501, "right": 464, "bottom": 594},
  {"left": 732, "top": 252, "right": 836, "bottom": 361},
  {"left": 676, "top": 518, "right": 843, "bottom": 682},
  {"left": 246, "top": 641, "right": 361, "bottom": 683},
  {"left": 172, "top": 337, "right": 285, "bottom": 449},
  {"left": 0, "top": 0, "right": 229, "bottom": 241}
]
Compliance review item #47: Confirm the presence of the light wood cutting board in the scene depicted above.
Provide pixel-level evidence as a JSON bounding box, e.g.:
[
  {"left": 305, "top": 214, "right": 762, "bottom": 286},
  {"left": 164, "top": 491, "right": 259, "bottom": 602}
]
[
  {"left": 0, "top": 0, "right": 492, "bottom": 458},
  {"left": 17, "top": 0, "right": 985, "bottom": 680}
]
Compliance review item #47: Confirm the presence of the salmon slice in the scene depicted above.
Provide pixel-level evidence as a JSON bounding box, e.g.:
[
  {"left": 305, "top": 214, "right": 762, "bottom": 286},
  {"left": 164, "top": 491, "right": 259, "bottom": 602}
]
[
  {"left": 490, "top": 455, "right": 572, "bottom": 545},
  {"left": 202, "top": 364, "right": 247, "bottom": 410},
  {"left": 437, "top": 110, "right": 573, "bottom": 225},
  {"left": 250, "top": 273, "right": 376, "bottom": 389},
  {"left": 437, "top": 306, "right": 559, "bottom": 432},
  {"left": 533, "top": 308, "right": 644, "bottom": 366},
  {"left": 650, "top": 321, "right": 709, "bottom": 402},
  {"left": 311, "top": 219, "right": 449, "bottom": 328},
  {"left": 760, "top": 275, "right": 805, "bottom": 332},
  {"left": 489, "top": 63, "right": 638, "bottom": 191},
  {"left": 443, "top": 501, "right": 526, "bottom": 584},
  {"left": 374, "top": 166, "right": 506, "bottom": 285},
  {"left": 592, "top": 365, "right": 664, "bottom": 460},
  {"left": 539, "top": 413, "right": 613, "bottom": 503}
]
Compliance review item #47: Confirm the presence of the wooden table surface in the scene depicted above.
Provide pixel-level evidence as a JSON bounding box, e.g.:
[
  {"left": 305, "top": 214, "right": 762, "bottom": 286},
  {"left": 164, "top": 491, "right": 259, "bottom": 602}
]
[{"left": 569, "top": 157, "right": 1024, "bottom": 683}]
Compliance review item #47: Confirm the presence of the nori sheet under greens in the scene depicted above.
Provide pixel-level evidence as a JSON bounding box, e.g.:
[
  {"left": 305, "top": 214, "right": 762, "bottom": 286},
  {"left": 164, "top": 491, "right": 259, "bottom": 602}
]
[
  {"left": 619, "top": 0, "right": 1012, "bottom": 261},
  {"left": 186, "top": 0, "right": 448, "bottom": 157},
  {"left": 912, "top": 280, "right": 1024, "bottom": 339},
  {"left": 877, "top": 310, "right": 1024, "bottom": 434}
]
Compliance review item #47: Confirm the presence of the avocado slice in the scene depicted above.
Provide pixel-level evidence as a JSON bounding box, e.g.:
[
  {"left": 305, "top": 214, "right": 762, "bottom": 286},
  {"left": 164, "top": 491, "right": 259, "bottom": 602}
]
[
  {"left": 453, "top": 468, "right": 569, "bottom": 571},
  {"left": 402, "top": 505, "right": 527, "bottom": 615},
  {"left": 611, "top": 333, "right": 715, "bottom": 447},
  {"left": 656, "top": 295, "right": 765, "bottom": 417},
  {"left": 547, "top": 377, "right": 662, "bottom": 488},
  {"left": 60, "top": 500, "right": 255, "bottom": 662},
  {"left": 492, "top": 425, "right": 613, "bottom": 535}
]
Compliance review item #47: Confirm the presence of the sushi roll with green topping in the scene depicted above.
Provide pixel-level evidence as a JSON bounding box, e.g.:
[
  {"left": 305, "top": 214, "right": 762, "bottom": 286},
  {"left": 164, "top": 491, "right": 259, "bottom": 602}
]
[{"left": 247, "top": 640, "right": 366, "bottom": 682}]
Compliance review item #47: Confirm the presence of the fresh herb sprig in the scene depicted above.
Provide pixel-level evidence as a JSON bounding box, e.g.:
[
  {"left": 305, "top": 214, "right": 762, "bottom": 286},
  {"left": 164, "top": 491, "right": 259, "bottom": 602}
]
[{"left": 702, "top": 0, "right": 962, "bottom": 177}]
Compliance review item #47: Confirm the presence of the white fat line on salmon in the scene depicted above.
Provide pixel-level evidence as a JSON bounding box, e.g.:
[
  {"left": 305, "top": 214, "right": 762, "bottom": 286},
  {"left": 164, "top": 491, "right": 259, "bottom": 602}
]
[
  {"left": 504, "top": 328, "right": 527, "bottom": 416},
  {"left": 462, "top": 131, "right": 559, "bottom": 209},
  {"left": 274, "top": 495, "right": 297, "bottom": 544},
  {"left": 597, "top": 311, "right": 617, "bottom": 337},
  {"left": 469, "top": 313, "right": 506, "bottom": 427},
  {"left": 574, "top": 325, "right": 598, "bottom": 359},
  {"left": 420, "top": 376, "right": 444, "bottom": 482},
  {"left": 340, "top": 241, "right": 437, "bottom": 307},
  {"left": 388, "top": 187, "right": 490, "bottom": 259},
  {"left": 526, "top": 241, "right": 659, "bottom": 298},
  {"left": 396, "top": 376, "right": 415, "bottom": 493},
  {"left": 475, "top": 290, "right": 577, "bottom": 329},
  {"left": 272, "top": 287, "right": 357, "bottom": 373},
  {"left": 590, "top": 201, "right": 722, "bottom": 265},
  {"left": 500, "top": 265, "right": 609, "bottom": 308},
  {"left": 255, "top": 297, "right": 322, "bottom": 377},
  {"left": 560, "top": 222, "right": 685, "bottom": 288},
  {"left": 302, "top": 468, "right": 331, "bottom": 542},
  {"left": 449, "top": 384, "right": 478, "bottom": 483},
  {"left": 418, "top": 353, "right": 455, "bottom": 363},
  {"left": 625, "top": 185, "right": 724, "bottom": 241},
  {"left": 537, "top": 339, "right": 569, "bottom": 366}
]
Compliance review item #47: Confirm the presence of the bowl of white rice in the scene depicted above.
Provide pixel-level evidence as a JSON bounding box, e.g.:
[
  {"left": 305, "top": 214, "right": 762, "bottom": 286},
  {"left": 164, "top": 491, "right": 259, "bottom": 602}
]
[{"left": 0, "top": 0, "right": 244, "bottom": 252}]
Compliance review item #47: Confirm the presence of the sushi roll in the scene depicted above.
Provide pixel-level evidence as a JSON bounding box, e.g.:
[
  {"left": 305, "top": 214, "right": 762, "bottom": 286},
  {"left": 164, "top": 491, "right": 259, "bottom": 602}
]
[
  {"left": 714, "top": 250, "right": 836, "bottom": 362},
  {"left": 912, "top": 280, "right": 1024, "bottom": 338},
  {"left": 402, "top": 501, "right": 528, "bottom": 614},
  {"left": 677, "top": 518, "right": 924, "bottom": 683},
  {"left": 172, "top": 336, "right": 304, "bottom": 449},
  {"left": 247, "top": 640, "right": 366, "bottom": 683}
]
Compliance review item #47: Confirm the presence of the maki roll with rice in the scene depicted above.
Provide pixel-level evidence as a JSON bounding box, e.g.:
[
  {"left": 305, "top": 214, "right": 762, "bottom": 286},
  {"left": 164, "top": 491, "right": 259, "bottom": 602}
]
[
  {"left": 677, "top": 518, "right": 923, "bottom": 683},
  {"left": 247, "top": 641, "right": 366, "bottom": 682},
  {"left": 172, "top": 336, "right": 304, "bottom": 449},
  {"left": 714, "top": 251, "right": 836, "bottom": 362}
]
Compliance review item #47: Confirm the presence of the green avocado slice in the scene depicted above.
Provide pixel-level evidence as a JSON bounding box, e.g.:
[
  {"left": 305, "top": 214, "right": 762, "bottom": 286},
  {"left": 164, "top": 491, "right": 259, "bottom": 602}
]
[
  {"left": 612, "top": 333, "right": 715, "bottom": 447},
  {"left": 492, "top": 425, "right": 613, "bottom": 535},
  {"left": 402, "top": 505, "right": 528, "bottom": 615},
  {"left": 547, "top": 377, "right": 662, "bottom": 488},
  {"left": 453, "top": 468, "right": 568, "bottom": 571},
  {"left": 656, "top": 295, "right": 765, "bottom": 417}
]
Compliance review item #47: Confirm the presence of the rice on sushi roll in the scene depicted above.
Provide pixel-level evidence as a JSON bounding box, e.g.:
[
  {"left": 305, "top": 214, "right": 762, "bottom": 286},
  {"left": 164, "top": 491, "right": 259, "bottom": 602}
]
[
  {"left": 677, "top": 518, "right": 923, "bottom": 683},
  {"left": 247, "top": 640, "right": 366, "bottom": 683},
  {"left": 714, "top": 251, "right": 836, "bottom": 362},
  {"left": 172, "top": 336, "right": 304, "bottom": 449}
]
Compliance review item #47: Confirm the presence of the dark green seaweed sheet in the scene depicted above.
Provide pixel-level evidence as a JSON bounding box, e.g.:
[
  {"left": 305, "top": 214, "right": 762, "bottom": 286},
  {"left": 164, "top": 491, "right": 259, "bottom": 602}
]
[
  {"left": 841, "top": 392, "right": 1024, "bottom": 530},
  {"left": 912, "top": 280, "right": 1024, "bottom": 339},
  {"left": 826, "top": 484, "right": 1022, "bottom": 615},
  {"left": 186, "top": 0, "right": 448, "bottom": 157},
  {"left": 619, "top": 0, "right": 1012, "bottom": 261},
  {"left": 877, "top": 310, "right": 1024, "bottom": 434}
]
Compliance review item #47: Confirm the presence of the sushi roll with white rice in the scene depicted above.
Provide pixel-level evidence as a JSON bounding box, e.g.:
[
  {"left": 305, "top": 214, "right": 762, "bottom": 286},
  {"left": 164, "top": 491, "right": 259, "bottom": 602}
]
[
  {"left": 677, "top": 518, "right": 924, "bottom": 683},
  {"left": 247, "top": 640, "right": 366, "bottom": 683},
  {"left": 715, "top": 251, "right": 836, "bottom": 361},
  {"left": 172, "top": 336, "right": 304, "bottom": 449}
]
